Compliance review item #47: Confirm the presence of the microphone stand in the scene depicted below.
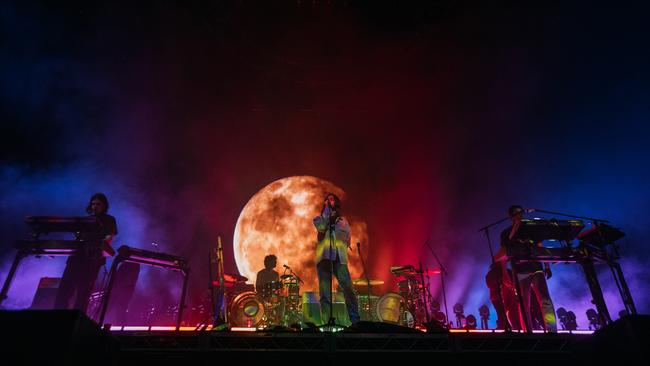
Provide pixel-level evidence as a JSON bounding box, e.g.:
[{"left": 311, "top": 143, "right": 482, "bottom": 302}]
[
  {"left": 212, "top": 236, "right": 227, "bottom": 329},
  {"left": 478, "top": 216, "right": 510, "bottom": 261},
  {"left": 422, "top": 239, "right": 449, "bottom": 328},
  {"left": 284, "top": 265, "right": 304, "bottom": 285},
  {"left": 325, "top": 206, "right": 338, "bottom": 330},
  {"left": 418, "top": 261, "right": 431, "bottom": 325},
  {"left": 282, "top": 265, "right": 303, "bottom": 327},
  {"left": 356, "top": 242, "right": 372, "bottom": 321},
  {"left": 197, "top": 246, "right": 217, "bottom": 331}
]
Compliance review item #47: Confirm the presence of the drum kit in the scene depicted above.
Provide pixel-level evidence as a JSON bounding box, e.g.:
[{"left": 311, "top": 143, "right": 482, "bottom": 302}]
[
  {"left": 227, "top": 264, "right": 443, "bottom": 329},
  {"left": 229, "top": 273, "right": 303, "bottom": 328},
  {"left": 352, "top": 265, "right": 442, "bottom": 328},
  {"left": 367, "top": 265, "right": 443, "bottom": 328}
]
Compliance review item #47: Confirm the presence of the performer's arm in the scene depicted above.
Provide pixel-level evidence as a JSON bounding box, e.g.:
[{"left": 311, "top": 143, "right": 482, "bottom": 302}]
[
  {"left": 313, "top": 206, "right": 332, "bottom": 232},
  {"left": 508, "top": 222, "right": 520, "bottom": 241},
  {"left": 493, "top": 247, "right": 507, "bottom": 262},
  {"left": 104, "top": 217, "right": 118, "bottom": 245},
  {"left": 492, "top": 251, "right": 514, "bottom": 288}
]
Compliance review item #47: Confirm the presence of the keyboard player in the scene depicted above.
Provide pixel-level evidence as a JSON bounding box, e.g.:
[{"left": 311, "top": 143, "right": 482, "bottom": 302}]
[
  {"left": 54, "top": 193, "right": 117, "bottom": 314},
  {"left": 495, "top": 205, "right": 557, "bottom": 333}
]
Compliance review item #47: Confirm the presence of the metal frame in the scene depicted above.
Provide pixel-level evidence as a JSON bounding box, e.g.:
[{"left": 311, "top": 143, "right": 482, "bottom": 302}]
[{"left": 98, "top": 246, "right": 190, "bottom": 330}]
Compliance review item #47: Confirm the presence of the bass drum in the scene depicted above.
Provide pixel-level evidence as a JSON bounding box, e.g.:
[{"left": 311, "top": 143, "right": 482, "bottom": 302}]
[
  {"left": 376, "top": 292, "right": 403, "bottom": 324},
  {"left": 375, "top": 292, "right": 414, "bottom": 327},
  {"left": 228, "top": 291, "right": 265, "bottom": 327}
]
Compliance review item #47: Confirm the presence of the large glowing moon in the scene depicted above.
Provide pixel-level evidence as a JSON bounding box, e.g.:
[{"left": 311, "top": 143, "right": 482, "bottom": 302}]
[{"left": 234, "top": 176, "right": 368, "bottom": 292}]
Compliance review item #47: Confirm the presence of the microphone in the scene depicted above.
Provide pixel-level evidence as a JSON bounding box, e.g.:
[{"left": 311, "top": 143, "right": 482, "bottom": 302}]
[{"left": 283, "top": 264, "right": 290, "bottom": 269}]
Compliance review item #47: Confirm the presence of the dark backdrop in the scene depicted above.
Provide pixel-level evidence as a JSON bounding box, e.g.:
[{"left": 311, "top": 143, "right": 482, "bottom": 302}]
[{"left": 2, "top": 1, "right": 648, "bottom": 327}]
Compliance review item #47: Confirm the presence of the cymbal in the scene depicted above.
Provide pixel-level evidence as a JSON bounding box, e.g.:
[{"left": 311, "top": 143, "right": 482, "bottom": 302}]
[
  {"left": 418, "top": 269, "right": 441, "bottom": 276},
  {"left": 280, "top": 274, "right": 296, "bottom": 279},
  {"left": 223, "top": 273, "right": 248, "bottom": 283},
  {"left": 352, "top": 278, "right": 384, "bottom": 286}
]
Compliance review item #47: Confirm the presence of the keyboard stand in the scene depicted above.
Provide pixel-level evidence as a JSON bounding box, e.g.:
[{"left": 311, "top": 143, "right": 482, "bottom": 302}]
[{"left": 98, "top": 245, "right": 190, "bottom": 330}]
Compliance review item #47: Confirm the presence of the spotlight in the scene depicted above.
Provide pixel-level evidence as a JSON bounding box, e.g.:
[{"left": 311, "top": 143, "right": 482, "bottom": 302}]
[
  {"left": 556, "top": 307, "right": 567, "bottom": 329},
  {"left": 586, "top": 308, "right": 601, "bottom": 330},
  {"left": 566, "top": 311, "right": 577, "bottom": 331},
  {"left": 433, "top": 310, "right": 446, "bottom": 325},
  {"left": 453, "top": 303, "right": 465, "bottom": 328},
  {"left": 556, "top": 307, "right": 578, "bottom": 331},
  {"left": 478, "top": 304, "right": 490, "bottom": 329},
  {"left": 465, "top": 314, "right": 477, "bottom": 330}
]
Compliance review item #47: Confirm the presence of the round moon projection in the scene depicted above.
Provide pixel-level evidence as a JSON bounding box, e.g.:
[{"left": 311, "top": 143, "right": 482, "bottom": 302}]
[{"left": 233, "top": 176, "right": 368, "bottom": 292}]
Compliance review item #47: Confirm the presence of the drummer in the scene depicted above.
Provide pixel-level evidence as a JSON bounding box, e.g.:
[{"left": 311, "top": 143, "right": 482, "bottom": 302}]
[{"left": 255, "top": 254, "right": 280, "bottom": 296}]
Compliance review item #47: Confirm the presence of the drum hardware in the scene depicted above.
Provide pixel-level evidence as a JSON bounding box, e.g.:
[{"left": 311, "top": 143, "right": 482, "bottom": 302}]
[
  {"left": 390, "top": 260, "right": 444, "bottom": 329},
  {"left": 356, "top": 294, "right": 379, "bottom": 322},
  {"left": 352, "top": 278, "right": 384, "bottom": 286},
  {"left": 280, "top": 274, "right": 302, "bottom": 326},
  {"left": 422, "top": 239, "right": 449, "bottom": 329},
  {"left": 261, "top": 280, "right": 282, "bottom": 302},
  {"left": 355, "top": 241, "right": 377, "bottom": 322}
]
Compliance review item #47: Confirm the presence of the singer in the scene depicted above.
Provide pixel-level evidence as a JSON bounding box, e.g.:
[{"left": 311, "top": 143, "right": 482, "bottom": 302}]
[{"left": 313, "top": 193, "right": 360, "bottom": 326}]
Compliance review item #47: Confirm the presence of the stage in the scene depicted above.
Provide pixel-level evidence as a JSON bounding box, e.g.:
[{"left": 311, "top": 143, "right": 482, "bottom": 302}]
[
  {"left": 1, "top": 310, "right": 647, "bottom": 365},
  {"left": 2, "top": 2, "right": 650, "bottom": 365}
]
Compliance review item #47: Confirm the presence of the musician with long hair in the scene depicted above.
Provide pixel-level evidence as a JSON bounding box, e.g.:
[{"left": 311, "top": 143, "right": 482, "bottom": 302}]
[
  {"left": 54, "top": 193, "right": 117, "bottom": 313},
  {"left": 313, "top": 193, "right": 360, "bottom": 326}
]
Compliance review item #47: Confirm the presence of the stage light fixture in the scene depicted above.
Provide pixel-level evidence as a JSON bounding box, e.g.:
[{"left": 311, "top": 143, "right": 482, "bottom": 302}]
[
  {"left": 586, "top": 308, "right": 601, "bottom": 330},
  {"left": 478, "top": 304, "right": 490, "bottom": 329},
  {"left": 465, "top": 314, "right": 477, "bottom": 329},
  {"left": 556, "top": 307, "right": 578, "bottom": 331},
  {"left": 453, "top": 303, "right": 465, "bottom": 328}
]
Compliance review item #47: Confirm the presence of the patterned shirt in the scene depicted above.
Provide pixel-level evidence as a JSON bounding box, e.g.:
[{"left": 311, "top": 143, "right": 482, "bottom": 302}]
[{"left": 313, "top": 206, "right": 351, "bottom": 264}]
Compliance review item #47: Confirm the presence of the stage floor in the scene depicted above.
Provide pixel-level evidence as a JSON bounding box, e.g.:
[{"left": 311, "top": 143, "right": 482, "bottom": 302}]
[
  {"left": 2, "top": 310, "right": 646, "bottom": 365},
  {"left": 112, "top": 328, "right": 595, "bottom": 365}
]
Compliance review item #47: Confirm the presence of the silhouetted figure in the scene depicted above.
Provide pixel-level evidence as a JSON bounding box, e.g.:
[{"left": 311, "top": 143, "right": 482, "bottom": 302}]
[
  {"left": 498, "top": 205, "right": 557, "bottom": 332},
  {"left": 255, "top": 254, "right": 280, "bottom": 299},
  {"left": 54, "top": 193, "right": 117, "bottom": 314}
]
